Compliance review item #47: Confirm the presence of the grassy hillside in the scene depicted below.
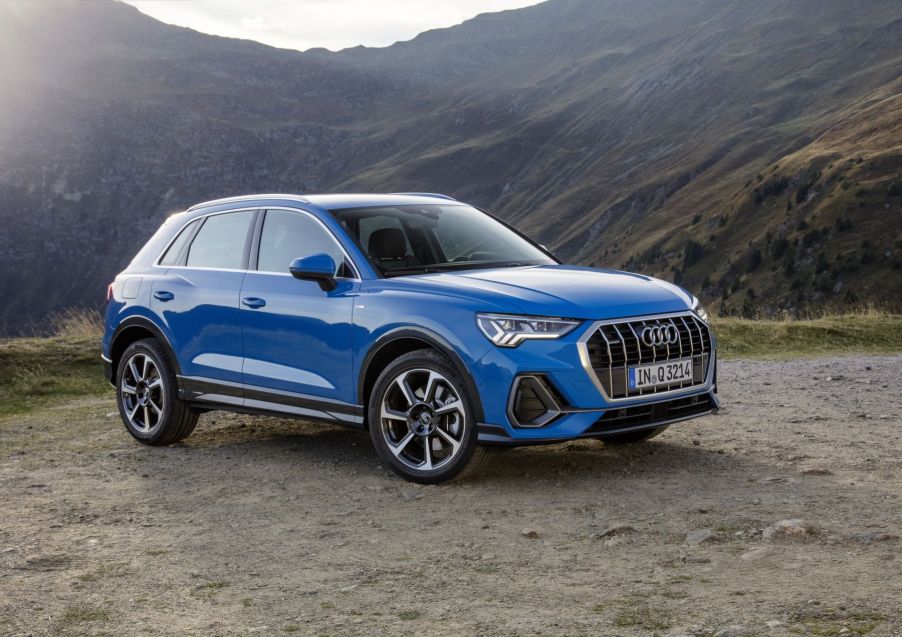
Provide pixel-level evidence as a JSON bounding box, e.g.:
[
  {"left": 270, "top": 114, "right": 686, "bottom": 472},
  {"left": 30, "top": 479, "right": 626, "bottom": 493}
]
[
  {"left": 0, "top": 336, "right": 111, "bottom": 417},
  {"left": 0, "top": 312, "right": 111, "bottom": 416},
  {"left": 617, "top": 89, "right": 902, "bottom": 317},
  {"left": 2, "top": 312, "right": 900, "bottom": 418}
]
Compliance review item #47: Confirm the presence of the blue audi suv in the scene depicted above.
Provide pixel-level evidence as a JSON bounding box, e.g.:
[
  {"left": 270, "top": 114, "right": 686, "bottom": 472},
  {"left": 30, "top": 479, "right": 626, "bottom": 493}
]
[{"left": 102, "top": 193, "right": 718, "bottom": 483}]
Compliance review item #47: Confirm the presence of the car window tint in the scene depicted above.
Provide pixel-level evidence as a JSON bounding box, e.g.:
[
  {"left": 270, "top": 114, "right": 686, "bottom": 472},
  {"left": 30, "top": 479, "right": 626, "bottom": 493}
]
[
  {"left": 258, "top": 210, "right": 346, "bottom": 275},
  {"left": 158, "top": 219, "right": 199, "bottom": 266},
  {"left": 331, "top": 205, "right": 553, "bottom": 275},
  {"left": 185, "top": 210, "right": 254, "bottom": 269},
  {"left": 358, "top": 215, "right": 413, "bottom": 257},
  {"left": 431, "top": 220, "right": 477, "bottom": 262}
]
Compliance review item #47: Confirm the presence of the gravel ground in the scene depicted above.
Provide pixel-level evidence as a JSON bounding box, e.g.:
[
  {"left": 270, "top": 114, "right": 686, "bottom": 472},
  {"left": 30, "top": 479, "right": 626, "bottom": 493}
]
[{"left": 1, "top": 356, "right": 900, "bottom": 637}]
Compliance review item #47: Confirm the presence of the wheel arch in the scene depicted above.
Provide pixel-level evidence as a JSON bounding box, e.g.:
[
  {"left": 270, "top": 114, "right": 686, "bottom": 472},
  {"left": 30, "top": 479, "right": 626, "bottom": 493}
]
[
  {"left": 358, "top": 327, "right": 485, "bottom": 426},
  {"left": 110, "top": 317, "right": 182, "bottom": 382}
]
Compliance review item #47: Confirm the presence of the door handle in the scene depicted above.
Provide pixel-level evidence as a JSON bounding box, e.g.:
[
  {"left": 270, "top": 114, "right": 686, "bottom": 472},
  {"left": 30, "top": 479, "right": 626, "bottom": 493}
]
[
  {"left": 242, "top": 297, "right": 267, "bottom": 309},
  {"left": 153, "top": 290, "right": 174, "bottom": 302}
]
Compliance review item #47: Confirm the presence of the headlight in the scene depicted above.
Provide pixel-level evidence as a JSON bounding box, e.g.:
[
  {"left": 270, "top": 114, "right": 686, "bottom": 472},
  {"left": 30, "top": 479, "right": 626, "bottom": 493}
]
[
  {"left": 691, "top": 297, "right": 709, "bottom": 323},
  {"left": 476, "top": 313, "right": 581, "bottom": 347}
]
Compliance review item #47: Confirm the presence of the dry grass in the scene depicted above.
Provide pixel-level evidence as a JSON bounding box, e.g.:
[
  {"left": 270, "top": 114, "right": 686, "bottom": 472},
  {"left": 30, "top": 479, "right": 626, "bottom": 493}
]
[
  {"left": 49, "top": 308, "right": 104, "bottom": 339},
  {"left": 714, "top": 312, "right": 902, "bottom": 358},
  {"left": 0, "top": 333, "right": 111, "bottom": 417}
]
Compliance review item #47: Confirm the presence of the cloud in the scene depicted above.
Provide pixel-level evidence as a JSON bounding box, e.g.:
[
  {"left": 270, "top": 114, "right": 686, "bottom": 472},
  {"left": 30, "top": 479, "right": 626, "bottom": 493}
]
[{"left": 123, "top": 0, "right": 545, "bottom": 51}]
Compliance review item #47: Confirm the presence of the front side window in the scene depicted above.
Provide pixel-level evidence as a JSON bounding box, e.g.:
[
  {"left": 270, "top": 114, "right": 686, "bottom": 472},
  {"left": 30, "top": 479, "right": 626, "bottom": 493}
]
[
  {"left": 185, "top": 210, "right": 255, "bottom": 269},
  {"left": 332, "top": 204, "right": 555, "bottom": 276},
  {"left": 257, "top": 209, "right": 349, "bottom": 276}
]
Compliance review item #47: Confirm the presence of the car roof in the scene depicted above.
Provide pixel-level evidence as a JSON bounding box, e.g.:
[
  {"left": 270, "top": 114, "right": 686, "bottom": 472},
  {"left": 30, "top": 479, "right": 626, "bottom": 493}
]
[{"left": 187, "top": 192, "right": 459, "bottom": 212}]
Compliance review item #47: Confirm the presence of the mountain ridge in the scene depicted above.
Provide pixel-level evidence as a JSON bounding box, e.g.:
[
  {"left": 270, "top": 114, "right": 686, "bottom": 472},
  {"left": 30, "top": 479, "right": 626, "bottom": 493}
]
[{"left": 0, "top": 0, "right": 900, "bottom": 334}]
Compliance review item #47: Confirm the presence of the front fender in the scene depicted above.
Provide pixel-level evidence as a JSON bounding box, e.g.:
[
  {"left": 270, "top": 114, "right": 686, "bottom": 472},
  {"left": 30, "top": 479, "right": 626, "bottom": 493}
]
[
  {"left": 357, "top": 325, "right": 489, "bottom": 422},
  {"left": 353, "top": 287, "right": 500, "bottom": 422}
]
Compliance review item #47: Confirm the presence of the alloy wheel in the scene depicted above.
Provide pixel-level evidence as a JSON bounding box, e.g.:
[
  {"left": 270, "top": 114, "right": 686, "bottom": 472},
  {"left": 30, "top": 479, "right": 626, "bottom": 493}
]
[
  {"left": 120, "top": 352, "right": 165, "bottom": 435},
  {"left": 379, "top": 368, "right": 467, "bottom": 471}
]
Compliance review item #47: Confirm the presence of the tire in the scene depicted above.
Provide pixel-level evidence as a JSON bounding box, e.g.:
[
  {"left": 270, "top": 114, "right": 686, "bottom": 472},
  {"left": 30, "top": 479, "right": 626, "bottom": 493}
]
[
  {"left": 368, "top": 349, "right": 487, "bottom": 484},
  {"left": 598, "top": 425, "right": 669, "bottom": 444},
  {"left": 116, "top": 338, "right": 198, "bottom": 446}
]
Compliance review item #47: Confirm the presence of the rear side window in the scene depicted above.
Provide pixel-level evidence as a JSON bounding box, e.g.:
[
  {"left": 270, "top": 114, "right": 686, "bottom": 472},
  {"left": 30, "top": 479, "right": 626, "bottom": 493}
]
[
  {"left": 257, "top": 209, "right": 348, "bottom": 275},
  {"left": 186, "top": 210, "right": 255, "bottom": 269},
  {"left": 158, "top": 219, "right": 199, "bottom": 266}
]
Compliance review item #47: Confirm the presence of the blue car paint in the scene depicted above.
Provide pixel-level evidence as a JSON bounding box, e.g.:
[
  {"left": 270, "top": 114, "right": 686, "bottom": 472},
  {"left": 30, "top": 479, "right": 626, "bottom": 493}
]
[
  {"left": 103, "top": 193, "right": 717, "bottom": 443},
  {"left": 153, "top": 269, "right": 247, "bottom": 385},
  {"left": 240, "top": 271, "right": 357, "bottom": 402}
]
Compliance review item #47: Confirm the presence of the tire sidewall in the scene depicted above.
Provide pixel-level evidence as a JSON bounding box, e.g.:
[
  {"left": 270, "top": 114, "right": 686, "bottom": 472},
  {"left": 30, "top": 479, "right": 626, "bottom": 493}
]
[
  {"left": 116, "top": 340, "right": 175, "bottom": 444},
  {"left": 368, "top": 350, "right": 479, "bottom": 484}
]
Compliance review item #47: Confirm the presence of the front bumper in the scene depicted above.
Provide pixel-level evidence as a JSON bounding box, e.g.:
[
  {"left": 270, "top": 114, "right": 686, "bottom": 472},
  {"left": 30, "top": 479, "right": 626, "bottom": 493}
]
[
  {"left": 477, "top": 389, "right": 719, "bottom": 445},
  {"left": 471, "top": 312, "right": 718, "bottom": 445}
]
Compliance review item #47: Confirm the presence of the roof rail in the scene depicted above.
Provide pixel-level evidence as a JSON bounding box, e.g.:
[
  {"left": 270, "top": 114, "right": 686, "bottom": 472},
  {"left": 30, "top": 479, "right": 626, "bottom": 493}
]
[
  {"left": 389, "top": 192, "right": 457, "bottom": 201},
  {"left": 187, "top": 193, "right": 310, "bottom": 212}
]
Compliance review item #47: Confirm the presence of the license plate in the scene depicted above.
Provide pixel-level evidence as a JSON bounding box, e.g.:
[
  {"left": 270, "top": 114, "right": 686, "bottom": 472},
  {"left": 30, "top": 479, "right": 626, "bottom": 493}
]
[{"left": 629, "top": 358, "right": 694, "bottom": 390}]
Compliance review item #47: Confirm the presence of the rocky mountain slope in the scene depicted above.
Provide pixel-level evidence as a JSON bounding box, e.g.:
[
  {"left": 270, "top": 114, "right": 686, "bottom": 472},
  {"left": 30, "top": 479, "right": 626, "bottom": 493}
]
[{"left": 0, "top": 0, "right": 900, "bottom": 333}]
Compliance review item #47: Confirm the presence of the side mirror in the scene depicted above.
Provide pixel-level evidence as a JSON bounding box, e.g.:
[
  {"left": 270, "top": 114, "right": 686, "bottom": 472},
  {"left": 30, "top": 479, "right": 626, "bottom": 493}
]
[{"left": 289, "top": 253, "right": 337, "bottom": 291}]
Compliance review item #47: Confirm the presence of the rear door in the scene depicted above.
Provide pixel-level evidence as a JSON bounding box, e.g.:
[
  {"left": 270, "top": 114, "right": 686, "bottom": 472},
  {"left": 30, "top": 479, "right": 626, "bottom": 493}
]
[
  {"left": 239, "top": 208, "right": 358, "bottom": 419},
  {"left": 152, "top": 209, "right": 257, "bottom": 404}
]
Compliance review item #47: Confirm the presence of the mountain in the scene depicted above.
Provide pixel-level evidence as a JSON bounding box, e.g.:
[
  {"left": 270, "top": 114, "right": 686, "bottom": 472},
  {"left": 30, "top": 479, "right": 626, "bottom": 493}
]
[{"left": 0, "top": 0, "right": 900, "bottom": 333}]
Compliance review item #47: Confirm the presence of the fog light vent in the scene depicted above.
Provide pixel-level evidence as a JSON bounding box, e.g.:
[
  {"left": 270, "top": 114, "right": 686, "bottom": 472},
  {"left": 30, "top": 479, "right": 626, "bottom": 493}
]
[{"left": 509, "top": 375, "right": 563, "bottom": 428}]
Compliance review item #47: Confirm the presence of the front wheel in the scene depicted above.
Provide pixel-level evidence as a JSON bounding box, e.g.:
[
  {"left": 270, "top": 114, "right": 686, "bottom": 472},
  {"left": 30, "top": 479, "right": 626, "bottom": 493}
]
[{"left": 368, "top": 350, "right": 487, "bottom": 484}]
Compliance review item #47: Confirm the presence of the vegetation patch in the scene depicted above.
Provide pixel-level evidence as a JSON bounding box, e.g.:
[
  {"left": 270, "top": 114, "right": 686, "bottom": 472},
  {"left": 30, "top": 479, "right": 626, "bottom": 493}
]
[
  {"left": 76, "top": 562, "right": 129, "bottom": 583},
  {"left": 190, "top": 580, "right": 231, "bottom": 600},
  {"left": 593, "top": 596, "right": 673, "bottom": 631},
  {"left": 0, "top": 332, "right": 110, "bottom": 417},
  {"left": 60, "top": 605, "right": 110, "bottom": 624},
  {"left": 398, "top": 610, "right": 422, "bottom": 620},
  {"left": 612, "top": 602, "right": 671, "bottom": 630},
  {"left": 714, "top": 313, "right": 902, "bottom": 358},
  {"left": 787, "top": 604, "right": 883, "bottom": 635}
]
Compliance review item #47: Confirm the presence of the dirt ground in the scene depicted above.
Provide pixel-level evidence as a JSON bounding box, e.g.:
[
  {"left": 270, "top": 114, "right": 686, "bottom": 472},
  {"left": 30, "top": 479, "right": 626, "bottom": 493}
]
[{"left": 1, "top": 355, "right": 900, "bottom": 637}]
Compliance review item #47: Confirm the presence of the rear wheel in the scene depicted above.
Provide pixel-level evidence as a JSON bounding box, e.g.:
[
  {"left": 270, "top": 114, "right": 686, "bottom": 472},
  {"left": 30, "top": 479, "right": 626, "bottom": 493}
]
[
  {"left": 598, "top": 425, "right": 669, "bottom": 444},
  {"left": 116, "top": 338, "right": 198, "bottom": 445},
  {"left": 368, "top": 349, "right": 487, "bottom": 484}
]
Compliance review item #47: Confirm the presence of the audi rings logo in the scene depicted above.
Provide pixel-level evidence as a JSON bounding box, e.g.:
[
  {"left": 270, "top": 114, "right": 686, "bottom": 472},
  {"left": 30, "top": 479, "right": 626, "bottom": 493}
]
[{"left": 640, "top": 323, "right": 679, "bottom": 347}]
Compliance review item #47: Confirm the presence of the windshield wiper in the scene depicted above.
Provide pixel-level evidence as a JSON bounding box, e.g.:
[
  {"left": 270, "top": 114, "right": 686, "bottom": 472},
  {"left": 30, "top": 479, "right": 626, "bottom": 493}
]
[
  {"left": 381, "top": 261, "right": 542, "bottom": 277},
  {"left": 494, "top": 261, "right": 540, "bottom": 268},
  {"left": 381, "top": 266, "right": 443, "bottom": 277}
]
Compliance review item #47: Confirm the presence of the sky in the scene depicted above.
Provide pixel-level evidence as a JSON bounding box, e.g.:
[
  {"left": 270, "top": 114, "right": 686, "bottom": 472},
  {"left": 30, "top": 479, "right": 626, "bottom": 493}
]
[{"left": 124, "top": 0, "right": 545, "bottom": 52}]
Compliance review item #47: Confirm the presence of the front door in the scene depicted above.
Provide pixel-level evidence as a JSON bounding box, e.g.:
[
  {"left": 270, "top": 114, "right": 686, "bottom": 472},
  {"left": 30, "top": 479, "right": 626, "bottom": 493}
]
[{"left": 239, "top": 208, "right": 358, "bottom": 420}]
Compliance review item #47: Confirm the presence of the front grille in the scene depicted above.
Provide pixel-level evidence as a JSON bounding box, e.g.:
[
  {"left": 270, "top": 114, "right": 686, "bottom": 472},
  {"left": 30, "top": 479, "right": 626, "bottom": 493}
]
[
  {"left": 588, "top": 393, "right": 713, "bottom": 434},
  {"left": 585, "top": 313, "right": 712, "bottom": 399}
]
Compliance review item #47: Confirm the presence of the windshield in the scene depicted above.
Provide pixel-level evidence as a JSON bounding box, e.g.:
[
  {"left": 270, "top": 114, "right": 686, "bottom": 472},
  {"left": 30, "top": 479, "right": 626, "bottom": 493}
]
[{"left": 331, "top": 204, "right": 556, "bottom": 276}]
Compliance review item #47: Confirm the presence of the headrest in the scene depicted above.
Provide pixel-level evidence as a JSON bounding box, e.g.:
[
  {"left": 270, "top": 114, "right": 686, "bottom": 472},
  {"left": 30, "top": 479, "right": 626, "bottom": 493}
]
[{"left": 368, "top": 227, "right": 407, "bottom": 260}]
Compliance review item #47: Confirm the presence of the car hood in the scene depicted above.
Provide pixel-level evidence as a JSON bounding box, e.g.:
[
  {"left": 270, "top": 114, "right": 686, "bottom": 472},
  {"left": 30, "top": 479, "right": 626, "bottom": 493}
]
[{"left": 387, "top": 265, "right": 694, "bottom": 320}]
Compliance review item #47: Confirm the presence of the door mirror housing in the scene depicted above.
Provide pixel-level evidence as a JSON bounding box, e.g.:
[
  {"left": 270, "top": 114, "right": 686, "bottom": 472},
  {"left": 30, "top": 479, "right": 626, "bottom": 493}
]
[{"left": 289, "top": 253, "right": 337, "bottom": 291}]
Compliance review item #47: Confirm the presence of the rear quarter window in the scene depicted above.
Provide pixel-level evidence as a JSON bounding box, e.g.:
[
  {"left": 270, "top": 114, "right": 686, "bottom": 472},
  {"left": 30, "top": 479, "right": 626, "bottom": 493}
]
[
  {"left": 158, "top": 219, "right": 199, "bottom": 266},
  {"left": 185, "top": 211, "right": 255, "bottom": 269}
]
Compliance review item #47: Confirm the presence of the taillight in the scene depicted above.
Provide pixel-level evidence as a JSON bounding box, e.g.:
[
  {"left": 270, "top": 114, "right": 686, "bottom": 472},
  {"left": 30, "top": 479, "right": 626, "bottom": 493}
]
[{"left": 106, "top": 282, "right": 116, "bottom": 303}]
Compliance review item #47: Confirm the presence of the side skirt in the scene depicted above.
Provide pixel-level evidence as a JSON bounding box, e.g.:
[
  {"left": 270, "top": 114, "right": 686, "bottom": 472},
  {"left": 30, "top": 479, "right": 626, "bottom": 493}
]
[{"left": 178, "top": 375, "right": 365, "bottom": 428}]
